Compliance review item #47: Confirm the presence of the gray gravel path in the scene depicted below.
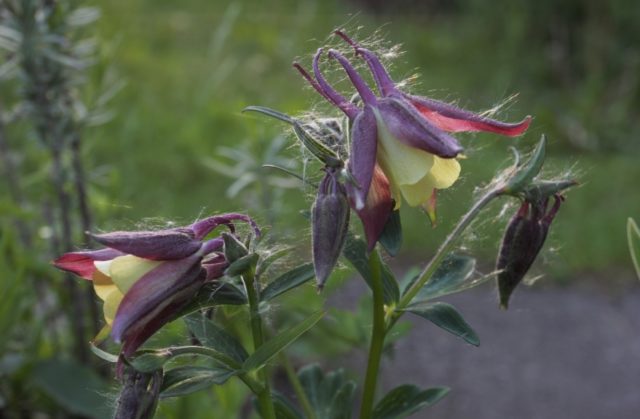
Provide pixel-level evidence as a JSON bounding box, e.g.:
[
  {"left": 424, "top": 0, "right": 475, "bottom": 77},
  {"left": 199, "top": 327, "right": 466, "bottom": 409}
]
[{"left": 330, "top": 281, "right": 640, "bottom": 419}]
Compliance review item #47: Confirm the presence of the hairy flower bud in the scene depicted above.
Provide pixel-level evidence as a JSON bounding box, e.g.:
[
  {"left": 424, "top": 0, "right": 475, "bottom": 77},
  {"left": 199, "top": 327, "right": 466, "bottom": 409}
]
[
  {"left": 312, "top": 168, "right": 350, "bottom": 289},
  {"left": 496, "top": 195, "right": 563, "bottom": 308},
  {"left": 114, "top": 368, "right": 162, "bottom": 419}
]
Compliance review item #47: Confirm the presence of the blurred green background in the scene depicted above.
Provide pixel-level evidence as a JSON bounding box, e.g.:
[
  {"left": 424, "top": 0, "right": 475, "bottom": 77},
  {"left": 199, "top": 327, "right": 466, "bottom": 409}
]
[
  {"left": 89, "top": 0, "right": 639, "bottom": 276},
  {"left": 1, "top": 0, "right": 639, "bottom": 417}
]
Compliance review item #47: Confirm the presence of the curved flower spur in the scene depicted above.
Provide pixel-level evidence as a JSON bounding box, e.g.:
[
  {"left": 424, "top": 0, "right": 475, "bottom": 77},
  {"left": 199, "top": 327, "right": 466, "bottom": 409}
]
[
  {"left": 294, "top": 31, "right": 531, "bottom": 249},
  {"left": 53, "top": 213, "right": 260, "bottom": 357}
]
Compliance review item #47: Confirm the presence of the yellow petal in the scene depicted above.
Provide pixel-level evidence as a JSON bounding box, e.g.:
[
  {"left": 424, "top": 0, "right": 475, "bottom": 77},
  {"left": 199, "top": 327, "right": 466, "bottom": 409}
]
[
  {"left": 374, "top": 110, "right": 435, "bottom": 188},
  {"left": 398, "top": 174, "right": 437, "bottom": 207},
  {"left": 92, "top": 269, "right": 117, "bottom": 301},
  {"left": 109, "top": 255, "right": 162, "bottom": 294},
  {"left": 102, "top": 288, "right": 124, "bottom": 326},
  {"left": 426, "top": 156, "right": 461, "bottom": 189}
]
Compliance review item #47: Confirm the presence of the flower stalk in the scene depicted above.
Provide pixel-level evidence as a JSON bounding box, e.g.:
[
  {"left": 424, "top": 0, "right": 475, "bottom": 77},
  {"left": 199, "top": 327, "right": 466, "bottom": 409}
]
[
  {"left": 387, "top": 188, "right": 500, "bottom": 329},
  {"left": 242, "top": 267, "right": 277, "bottom": 419},
  {"left": 360, "top": 250, "right": 386, "bottom": 419}
]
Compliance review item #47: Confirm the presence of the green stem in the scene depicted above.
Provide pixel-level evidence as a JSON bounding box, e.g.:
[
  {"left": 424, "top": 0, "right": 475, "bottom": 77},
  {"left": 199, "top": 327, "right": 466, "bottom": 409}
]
[
  {"left": 359, "top": 250, "right": 386, "bottom": 419},
  {"left": 243, "top": 269, "right": 277, "bottom": 419},
  {"left": 279, "top": 352, "right": 316, "bottom": 419},
  {"left": 387, "top": 189, "right": 499, "bottom": 330}
]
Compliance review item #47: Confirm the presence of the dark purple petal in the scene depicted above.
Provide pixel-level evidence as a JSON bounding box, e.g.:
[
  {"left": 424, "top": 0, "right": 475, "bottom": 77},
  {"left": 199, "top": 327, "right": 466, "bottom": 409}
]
[
  {"left": 111, "top": 253, "right": 203, "bottom": 343},
  {"left": 92, "top": 229, "right": 200, "bottom": 260},
  {"left": 53, "top": 248, "right": 124, "bottom": 279},
  {"left": 405, "top": 94, "right": 531, "bottom": 136},
  {"left": 120, "top": 272, "right": 205, "bottom": 356},
  {"left": 350, "top": 165, "right": 394, "bottom": 251},
  {"left": 202, "top": 254, "right": 228, "bottom": 280},
  {"left": 347, "top": 105, "right": 378, "bottom": 210},
  {"left": 327, "top": 49, "right": 377, "bottom": 105},
  {"left": 377, "top": 96, "right": 463, "bottom": 158},
  {"left": 190, "top": 213, "right": 260, "bottom": 241}
]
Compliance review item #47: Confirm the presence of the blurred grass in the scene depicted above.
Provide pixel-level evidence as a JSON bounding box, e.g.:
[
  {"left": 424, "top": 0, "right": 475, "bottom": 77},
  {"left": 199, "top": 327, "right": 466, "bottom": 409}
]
[{"left": 87, "top": 0, "right": 639, "bottom": 281}]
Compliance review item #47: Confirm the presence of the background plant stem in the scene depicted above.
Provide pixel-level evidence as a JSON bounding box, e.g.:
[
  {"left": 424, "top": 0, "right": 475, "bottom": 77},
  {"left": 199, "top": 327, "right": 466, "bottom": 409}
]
[{"left": 359, "top": 250, "right": 386, "bottom": 419}]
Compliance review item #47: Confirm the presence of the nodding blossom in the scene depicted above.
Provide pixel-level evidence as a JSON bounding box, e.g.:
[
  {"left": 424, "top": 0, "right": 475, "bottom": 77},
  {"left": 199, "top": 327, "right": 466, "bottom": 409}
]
[
  {"left": 294, "top": 31, "right": 531, "bottom": 249},
  {"left": 53, "top": 213, "right": 259, "bottom": 356}
]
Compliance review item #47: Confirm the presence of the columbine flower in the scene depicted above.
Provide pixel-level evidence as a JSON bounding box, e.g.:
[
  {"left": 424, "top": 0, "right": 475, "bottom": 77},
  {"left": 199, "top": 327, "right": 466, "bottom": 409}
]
[
  {"left": 294, "top": 31, "right": 531, "bottom": 248},
  {"left": 53, "top": 213, "right": 259, "bottom": 356},
  {"left": 496, "top": 195, "right": 562, "bottom": 309}
]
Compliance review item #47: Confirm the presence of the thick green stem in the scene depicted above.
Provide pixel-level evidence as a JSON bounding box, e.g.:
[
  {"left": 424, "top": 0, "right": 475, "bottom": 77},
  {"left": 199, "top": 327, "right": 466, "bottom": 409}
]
[
  {"left": 279, "top": 352, "right": 316, "bottom": 419},
  {"left": 359, "top": 250, "right": 386, "bottom": 419},
  {"left": 243, "top": 270, "right": 277, "bottom": 419},
  {"left": 387, "top": 189, "right": 499, "bottom": 330}
]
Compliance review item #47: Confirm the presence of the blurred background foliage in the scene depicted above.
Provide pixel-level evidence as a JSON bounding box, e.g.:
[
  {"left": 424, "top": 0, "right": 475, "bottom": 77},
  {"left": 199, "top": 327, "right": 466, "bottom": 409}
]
[{"left": 1, "top": 0, "right": 638, "bottom": 417}]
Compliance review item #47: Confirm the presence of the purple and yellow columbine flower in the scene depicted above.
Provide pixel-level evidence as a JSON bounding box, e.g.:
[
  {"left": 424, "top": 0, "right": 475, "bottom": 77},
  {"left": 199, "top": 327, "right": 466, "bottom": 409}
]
[
  {"left": 294, "top": 31, "right": 531, "bottom": 248},
  {"left": 54, "top": 213, "right": 259, "bottom": 356}
]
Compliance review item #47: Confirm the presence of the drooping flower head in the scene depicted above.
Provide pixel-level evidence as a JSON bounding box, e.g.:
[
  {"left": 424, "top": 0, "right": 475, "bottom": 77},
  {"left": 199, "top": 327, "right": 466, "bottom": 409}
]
[
  {"left": 53, "top": 213, "right": 260, "bottom": 356},
  {"left": 496, "top": 195, "right": 562, "bottom": 309},
  {"left": 294, "top": 31, "right": 531, "bottom": 249}
]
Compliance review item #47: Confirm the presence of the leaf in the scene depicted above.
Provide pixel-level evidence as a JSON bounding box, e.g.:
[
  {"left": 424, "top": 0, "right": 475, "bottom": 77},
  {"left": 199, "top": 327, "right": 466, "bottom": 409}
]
[
  {"left": 90, "top": 343, "right": 118, "bottom": 363},
  {"left": 379, "top": 209, "right": 402, "bottom": 257},
  {"left": 129, "top": 346, "right": 242, "bottom": 373},
  {"left": 243, "top": 105, "right": 295, "bottom": 124},
  {"left": 256, "top": 247, "right": 293, "bottom": 277},
  {"left": 405, "top": 302, "right": 480, "bottom": 346},
  {"left": 298, "top": 364, "right": 357, "bottom": 419},
  {"left": 261, "top": 263, "right": 315, "bottom": 302},
  {"left": 160, "top": 366, "right": 235, "bottom": 398},
  {"left": 270, "top": 393, "right": 304, "bottom": 419},
  {"left": 31, "top": 359, "right": 113, "bottom": 419},
  {"left": 343, "top": 233, "right": 400, "bottom": 305},
  {"left": 628, "top": 218, "right": 640, "bottom": 280},
  {"left": 243, "top": 311, "right": 324, "bottom": 372},
  {"left": 412, "top": 254, "right": 485, "bottom": 302},
  {"left": 373, "top": 385, "right": 449, "bottom": 419},
  {"left": 178, "top": 281, "right": 247, "bottom": 316},
  {"left": 184, "top": 314, "right": 248, "bottom": 364},
  {"left": 505, "top": 135, "right": 546, "bottom": 193}
]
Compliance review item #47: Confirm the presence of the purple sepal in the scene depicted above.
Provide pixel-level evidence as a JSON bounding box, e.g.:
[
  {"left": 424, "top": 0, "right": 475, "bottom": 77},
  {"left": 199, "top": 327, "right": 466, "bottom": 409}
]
[
  {"left": 92, "top": 229, "right": 201, "bottom": 260},
  {"left": 111, "top": 253, "right": 204, "bottom": 343},
  {"left": 377, "top": 96, "right": 463, "bottom": 158},
  {"left": 348, "top": 105, "right": 378, "bottom": 210},
  {"left": 53, "top": 248, "right": 124, "bottom": 280},
  {"left": 404, "top": 94, "right": 532, "bottom": 136}
]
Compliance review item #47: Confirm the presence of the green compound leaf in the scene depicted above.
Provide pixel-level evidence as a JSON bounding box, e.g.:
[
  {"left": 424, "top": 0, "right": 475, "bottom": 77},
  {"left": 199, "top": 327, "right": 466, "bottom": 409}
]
[
  {"left": 160, "top": 366, "right": 235, "bottom": 398},
  {"left": 373, "top": 385, "right": 449, "bottom": 419},
  {"left": 343, "top": 232, "right": 400, "bottom": 305},
  {"left": 405, "top": 302, "right": 480, "bottom": 346},
  {"left": 184, "top": 314, "right": 248, "bottom": 364},
  {"left": 243, "top": 311, "right": 324, "bottom": 372},
  {"left": 298, "top": 364, "right": 357, "bottom": 419},
  {"left": 32, "top": 359, "right": 112, "bottom": 419},
  {"left": 129, "top": 345, "right": 242, "bottom": 373},
  {"left": 261, "top": 263, "right": 315, "bottom": 302},
  {"left": 410, "top": 254, "right": 487, "bottom": 302}
]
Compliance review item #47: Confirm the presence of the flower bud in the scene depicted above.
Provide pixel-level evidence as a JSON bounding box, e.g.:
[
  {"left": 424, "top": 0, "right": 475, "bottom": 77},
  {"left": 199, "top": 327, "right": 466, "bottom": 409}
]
[
  {"left": 222, "top": 232, "right": 249, "bottom": 263},
  {"left": 114, "top": 368, "right": 162, "bottom": 419},
  {"left": 496, "top": 195, "right": 563, "bottom": 309},
  {"left": 312, "top": 169, "right": 350, "bottom": 289}
]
